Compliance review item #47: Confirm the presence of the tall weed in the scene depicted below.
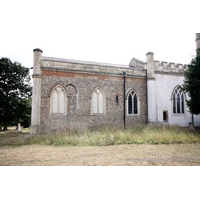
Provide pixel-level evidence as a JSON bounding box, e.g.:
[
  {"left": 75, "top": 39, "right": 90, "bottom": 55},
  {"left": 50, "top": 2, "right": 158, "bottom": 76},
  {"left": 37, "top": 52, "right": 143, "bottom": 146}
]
[{"left": 0, "top": 125, "right": 200, "bottom": 146}]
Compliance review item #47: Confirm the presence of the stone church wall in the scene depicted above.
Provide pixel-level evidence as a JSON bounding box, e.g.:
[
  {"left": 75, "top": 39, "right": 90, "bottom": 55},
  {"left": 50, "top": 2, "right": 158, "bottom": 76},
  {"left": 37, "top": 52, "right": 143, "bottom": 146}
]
[
  {"left": 40, "top": 68, "right": 147, "bottom": 133},
  {"left": 155, "top": 74, "right": 191, "bottom": 126}
]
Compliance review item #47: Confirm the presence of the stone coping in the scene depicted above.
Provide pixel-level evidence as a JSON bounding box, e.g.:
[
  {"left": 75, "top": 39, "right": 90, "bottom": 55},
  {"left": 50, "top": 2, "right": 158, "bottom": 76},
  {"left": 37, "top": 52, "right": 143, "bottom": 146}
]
[
  {"left": 42, "top": 56, "right": 129, "bottom": 69},
  {"left": 41, "top": 56, "right": 147, "bottom": 78}
]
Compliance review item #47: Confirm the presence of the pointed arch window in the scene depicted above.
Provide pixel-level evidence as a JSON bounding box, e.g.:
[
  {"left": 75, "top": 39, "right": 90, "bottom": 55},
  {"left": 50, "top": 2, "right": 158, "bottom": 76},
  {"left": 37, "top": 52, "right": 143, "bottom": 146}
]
[
  {"left": 172, "top": 86, "right": 185, "bottom": 114},
  {"left": 51, "top": 85, "right": 66, "bottom": 115},
  {"left": 128, "top": 91, "right": 138, "bottom": 115},
  {"left": 91, "top": 87, "right": 106, "bottom": 115}
]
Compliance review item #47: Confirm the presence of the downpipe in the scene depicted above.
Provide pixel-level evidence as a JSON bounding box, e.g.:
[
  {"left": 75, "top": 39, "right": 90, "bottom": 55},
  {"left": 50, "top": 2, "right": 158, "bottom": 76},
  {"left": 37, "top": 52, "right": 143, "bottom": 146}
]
[{"left": 123, "top": 71, "right": 126, "bottom": 128}]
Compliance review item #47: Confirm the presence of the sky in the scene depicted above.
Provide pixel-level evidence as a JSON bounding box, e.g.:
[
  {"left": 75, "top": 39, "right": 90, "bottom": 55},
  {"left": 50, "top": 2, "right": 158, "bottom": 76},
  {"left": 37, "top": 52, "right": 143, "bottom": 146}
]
[{"left": 0, "top": 0, "right": 199, "bottom": 73}]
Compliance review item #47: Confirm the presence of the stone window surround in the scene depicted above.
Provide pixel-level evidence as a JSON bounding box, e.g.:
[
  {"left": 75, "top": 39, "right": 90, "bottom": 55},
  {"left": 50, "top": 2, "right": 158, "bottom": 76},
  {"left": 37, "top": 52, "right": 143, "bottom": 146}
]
[
  {"left": 126, "top": 88, "right": 140, "bottom": 116},
  {"left": 91, "top": 86, "right": 106, "bottom": 115},
  {"left": 171, "top": 85, "right": 186, "bottom": 116},
  {"left": 50, "top": 84, "right": 67, "bottom": 115},
  {"left": 49, "top": 83, "right": 79, "bottom": 115},
  {"left": 66, "top": 83, "right": 79, "bottom": 109}
]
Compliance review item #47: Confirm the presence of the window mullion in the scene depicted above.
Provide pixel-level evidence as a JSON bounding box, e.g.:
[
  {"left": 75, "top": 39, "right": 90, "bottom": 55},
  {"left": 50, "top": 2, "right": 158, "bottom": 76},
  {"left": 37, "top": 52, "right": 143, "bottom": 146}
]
[
  {"left": 175, "top": 94, "right": 177, "bottom": 114},
  {"left": 132, "top": 94, "right": 134, "bottom": 114},
  {"left": 180, "top": 93, "right": 182, "bottom": 114},
  {"left": 57, "top": 90, "right": 59, "bottom": 114},
  {"left": 97, "top": 91, "right": 99, "bottom": 114}
]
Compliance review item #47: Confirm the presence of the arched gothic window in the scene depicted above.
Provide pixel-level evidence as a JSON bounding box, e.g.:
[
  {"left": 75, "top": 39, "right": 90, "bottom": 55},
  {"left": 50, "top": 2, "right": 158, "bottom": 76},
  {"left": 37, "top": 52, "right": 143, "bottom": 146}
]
[
  {"left": 51, "top": 85, "right": 66, "bottom": 115},
  {"left": 128, "top": 91, "right": 138, "bottom": 115},
  {"left": 172, "top": 86, "right": 185, "bottom": 114},
  {"left": 91, "top": 87, "right": 106, "bottom": 115}
]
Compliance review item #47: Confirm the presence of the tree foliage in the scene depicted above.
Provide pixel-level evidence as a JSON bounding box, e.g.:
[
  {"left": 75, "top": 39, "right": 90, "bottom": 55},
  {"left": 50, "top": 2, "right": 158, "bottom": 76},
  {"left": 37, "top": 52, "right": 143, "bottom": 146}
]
[
  {"left": 182, "top": 49, "right": 200, "bottom": 115},
  {"left": 13, "top": 98, "right": 32, "bottom": 128},
  {"left": 0, "top": 57, "right": 32, "bottom": 130}
]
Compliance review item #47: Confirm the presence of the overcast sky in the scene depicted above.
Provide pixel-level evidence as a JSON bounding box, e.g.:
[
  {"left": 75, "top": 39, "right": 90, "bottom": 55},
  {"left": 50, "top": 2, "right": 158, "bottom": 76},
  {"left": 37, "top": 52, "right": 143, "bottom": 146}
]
[{"left": 0, "top": 0, "right": 199, "bottom": 72}]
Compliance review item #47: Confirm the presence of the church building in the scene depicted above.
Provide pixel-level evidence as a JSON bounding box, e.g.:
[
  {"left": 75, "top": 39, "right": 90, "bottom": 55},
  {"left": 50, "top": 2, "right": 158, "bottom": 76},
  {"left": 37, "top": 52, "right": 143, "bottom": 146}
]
[{"left": 30, "top": 34, "right": 200, "bottom": 135}]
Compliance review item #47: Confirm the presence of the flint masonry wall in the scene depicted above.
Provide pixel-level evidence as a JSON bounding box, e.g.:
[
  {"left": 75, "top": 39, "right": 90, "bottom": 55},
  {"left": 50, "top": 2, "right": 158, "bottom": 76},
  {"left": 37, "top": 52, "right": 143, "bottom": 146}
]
[{"left": 40, "top": 57, "right": 147, "bottom": 133}]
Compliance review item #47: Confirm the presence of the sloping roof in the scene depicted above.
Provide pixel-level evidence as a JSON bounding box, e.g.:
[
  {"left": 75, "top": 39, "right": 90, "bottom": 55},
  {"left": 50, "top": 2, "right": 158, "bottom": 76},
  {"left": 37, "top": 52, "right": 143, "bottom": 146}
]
[{"left": 129, "top": 57, "right": 145, "bottom": 69}]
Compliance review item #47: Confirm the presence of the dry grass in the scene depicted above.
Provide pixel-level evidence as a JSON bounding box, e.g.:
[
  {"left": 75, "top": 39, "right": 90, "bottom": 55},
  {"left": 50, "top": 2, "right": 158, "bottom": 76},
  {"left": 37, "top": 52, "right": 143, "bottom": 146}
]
[
  {"left": 1, "top": 126, "right": 200, "bottom": 166},
  {"left": 0, "top": 144, "right": 200, "bottom": 166},
  {"left": 0, "top": 125, "right": 200, "bottom": 146}
]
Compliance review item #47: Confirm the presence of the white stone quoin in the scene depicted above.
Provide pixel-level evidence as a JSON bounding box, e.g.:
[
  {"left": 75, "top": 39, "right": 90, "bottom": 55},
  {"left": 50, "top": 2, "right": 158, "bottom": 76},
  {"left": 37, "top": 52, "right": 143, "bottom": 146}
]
[
  {"left": 30, "top": 49, "right": 43, "bottom": 135},
  {"left": 146, "top": 52, "right": 156, "bottom": 123}
]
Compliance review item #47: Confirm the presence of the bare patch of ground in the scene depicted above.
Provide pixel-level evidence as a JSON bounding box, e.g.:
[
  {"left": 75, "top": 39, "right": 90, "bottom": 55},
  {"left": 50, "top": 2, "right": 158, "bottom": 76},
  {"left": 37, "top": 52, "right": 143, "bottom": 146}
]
[{"left": 0, "top": 144, "right": 200, "bottom": 166}]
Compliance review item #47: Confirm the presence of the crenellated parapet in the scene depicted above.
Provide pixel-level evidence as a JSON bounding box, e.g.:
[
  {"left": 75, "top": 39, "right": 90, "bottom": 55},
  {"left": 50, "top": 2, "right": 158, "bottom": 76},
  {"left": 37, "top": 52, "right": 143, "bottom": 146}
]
[
  {"left": 153, "top": 60, "right": 187, "bottom": 72},
  {"left": 142, "top": 53, "right": 187, "bottom": 76},
  {"left": 144, "top": 61, "right": 187, "bottom": 70}
]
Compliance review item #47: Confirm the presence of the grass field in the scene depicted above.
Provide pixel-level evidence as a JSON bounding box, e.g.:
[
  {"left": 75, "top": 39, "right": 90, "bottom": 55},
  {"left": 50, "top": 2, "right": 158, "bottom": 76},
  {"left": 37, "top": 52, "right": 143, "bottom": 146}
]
[
  {"left": 0, "top": 125, "right": 200, "bottom": 166},
  {"left": 0, "top": 125, "right": 200, "bottom": 146}
]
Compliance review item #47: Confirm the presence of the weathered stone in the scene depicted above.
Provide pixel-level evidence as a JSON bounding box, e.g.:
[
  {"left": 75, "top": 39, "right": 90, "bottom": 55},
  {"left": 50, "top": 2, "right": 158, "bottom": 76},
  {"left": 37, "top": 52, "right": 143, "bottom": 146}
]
[{"left": 189, "top": 122, "right": 195, "bottom": 131}]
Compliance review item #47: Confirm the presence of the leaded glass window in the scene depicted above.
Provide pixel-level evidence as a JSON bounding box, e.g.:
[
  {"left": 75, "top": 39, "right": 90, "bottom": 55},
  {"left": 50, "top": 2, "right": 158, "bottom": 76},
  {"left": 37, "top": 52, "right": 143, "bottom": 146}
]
[
  {"left": 181, "top": 94, "right": 184, "bottom": 113},
  {"left": 128, "top": 94, "right": 132, "bottom": 114},
  {"left": 128, "top": 91, "right": 138, "bottom": 114},
  {"left": 172, "top": 86, "right": 185, "bottom": 114}
]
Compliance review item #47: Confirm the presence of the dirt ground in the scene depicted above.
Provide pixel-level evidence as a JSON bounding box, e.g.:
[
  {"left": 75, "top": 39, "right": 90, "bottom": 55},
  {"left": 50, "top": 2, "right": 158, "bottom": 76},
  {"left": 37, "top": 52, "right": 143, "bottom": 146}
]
[{"left": 0, "top": 144, "right": 200, "bottom": 166}]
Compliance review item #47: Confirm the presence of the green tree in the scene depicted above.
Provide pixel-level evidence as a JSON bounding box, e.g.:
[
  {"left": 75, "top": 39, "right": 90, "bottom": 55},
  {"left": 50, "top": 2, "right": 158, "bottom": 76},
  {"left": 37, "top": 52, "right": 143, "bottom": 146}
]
[
  {"left": 0, "top": 57, "right": 32, "bottom": 131},
  {"left": 182, "top": 49, "right": 200, "bottom": 121},
  {"left": 13, "top": 98, "right": 32, "bottom": 129}
]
